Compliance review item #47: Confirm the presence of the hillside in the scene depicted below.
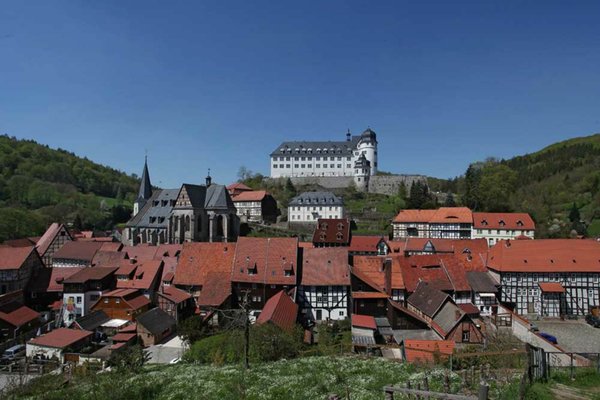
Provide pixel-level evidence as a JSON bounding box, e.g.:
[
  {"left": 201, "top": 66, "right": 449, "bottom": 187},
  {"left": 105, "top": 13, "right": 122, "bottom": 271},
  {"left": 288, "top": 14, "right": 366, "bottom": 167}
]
[{"left": 0, "top": 135, "right": 139, "bottom": 241}]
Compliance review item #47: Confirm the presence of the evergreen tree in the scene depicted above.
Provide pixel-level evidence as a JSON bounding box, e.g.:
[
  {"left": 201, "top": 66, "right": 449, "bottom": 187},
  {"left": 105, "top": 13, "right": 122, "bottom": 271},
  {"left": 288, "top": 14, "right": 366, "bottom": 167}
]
[
  {"left": 569, "top": 202, "right": 580, "bottom": 223},
  {"left": 444, "top": 192, "right": 456, "bottom": 207}
]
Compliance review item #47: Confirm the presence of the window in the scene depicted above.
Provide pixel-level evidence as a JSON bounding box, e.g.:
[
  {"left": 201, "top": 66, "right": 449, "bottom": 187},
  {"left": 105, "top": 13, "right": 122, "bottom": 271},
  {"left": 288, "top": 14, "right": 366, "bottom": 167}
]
[
  {"left": 337, "top": 164, "right": 342, "bottom": 168},
  {"left": 462, "top": 331, "right": 470, "bottom": 342},
  {"left": 116, "top": 299, "right": 121, "bottom": 304},
  {"left": 316, "top": 164, "right": 320, "bottom": 168},
  {"left": 339, "top": 311, "right": 344, "bottom": 317},
  {"left": 76, "top": 297, "right": 81, "bottom": 304},
  {"left": 104, "top": 298, "right": 109, "bottom": 304},
  {"left": 286, "top": 164, "right": 290, "bottom": 168},
  {"left": 294, "top": 164, "right": 299, "bottom": 168},
  {"left": 301, "top": 164, "right": 305, "bottom": 168},
  {"left": 273, "top": 164, "right": 278, "bottom": 168}
]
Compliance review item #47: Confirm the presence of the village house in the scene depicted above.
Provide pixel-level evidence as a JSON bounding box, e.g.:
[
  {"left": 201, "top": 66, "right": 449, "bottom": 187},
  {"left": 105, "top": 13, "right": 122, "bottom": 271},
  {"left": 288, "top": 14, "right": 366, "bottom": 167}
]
[
  {"left": 231, "top": 237, "right": 298, "bottom": 311},
  {"left": 392, "top": 207, "right": 473, "bottom": 240},
  {"left": 466, "top": 271, "right": 499, "bottom": 316},
  {"left": 0, "top": 301, "right": 40, "bottom": 340},
  {"left": 348, "top": 235, "right": 390, "bottom": 257},
  {"left": 226, "top": 182, "right": 253, "bottom": 197},
  {"left": 27, "top": 267, "right": 83, "bottom": 318},
  {"left": 288, "top": 191, "right": 344, "bottom": 223},
  {"left": 51, "top": 241, "right": 104, "bottom": 268},
  {"left": 487, "top": 239, "right": 600, "bottom": 317},
  {"left": 350, "top": 257, "right": 396, "bottom": 317},
  {"left": 26, "top": 328, "right": 93, "bottom": 363},
  {"left": 35, "top": 223, "right": 73, "bottom": 266},
  {"left": 256, "top": 290, "right": 298, "bottom": 332},
  {"left": 0, "top": 246, "right": 44, "bottom": 295},
  {"left": 351, "top": 313, "right": 378, "bottom": 348},
  {"left": 472, "top": 212, "right": 535, "bottom": 246},
  {"left": 71, "top": 310, "right": 110, "bottom": 336},
  {"left": 156, "top": 285, "right": 194, "bottom": 323},
  {"left": 231, "top": 190, "right": 278, "bottom": 223},
  {"left": 312, "top": 218, "right": 351, "bottom": 248},
  {"left": 115, "top": 259, "right": 164, "bottom": 302},
  {"left": 298, "top": 247, "right": 350, "bottom": 322},
  {"left": 136, "top": 308, "right": 176, "bottom": 346},
  {"left": 61, "top": 267, "right": 117, "bottom": 326},
  {"left": 91, "top": 288, "right": 151, "bottom": 322}
]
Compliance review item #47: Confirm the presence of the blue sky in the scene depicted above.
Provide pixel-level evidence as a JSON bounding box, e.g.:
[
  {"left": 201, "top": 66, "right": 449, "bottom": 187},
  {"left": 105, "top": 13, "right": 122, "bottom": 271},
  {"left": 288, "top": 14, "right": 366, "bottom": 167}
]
[{"left": 1, "top": 1, "right": 600, "bottom": 188}]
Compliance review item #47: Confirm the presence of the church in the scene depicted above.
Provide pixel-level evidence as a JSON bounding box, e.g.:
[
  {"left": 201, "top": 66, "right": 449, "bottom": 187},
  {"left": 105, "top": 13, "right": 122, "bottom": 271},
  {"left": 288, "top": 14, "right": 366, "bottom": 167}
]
[{"left": 122, "top": 158, "right": 239, "bottom": 246}]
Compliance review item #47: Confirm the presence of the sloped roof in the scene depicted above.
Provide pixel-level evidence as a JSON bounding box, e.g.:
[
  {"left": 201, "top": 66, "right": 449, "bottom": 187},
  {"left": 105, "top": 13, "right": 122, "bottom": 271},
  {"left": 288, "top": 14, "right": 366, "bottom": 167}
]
[
  {"left": 231, "top": 237, "right": 298, "bottom": 285},
  {"left": 256, "top": 290, "right": 298, "bottom": 332},
  {"left": 137, "top": 158, "right": 152, "bottom": 200},
  {"left": 312, "top": 218, "right": 351, "bottom": 245},
  {"left": 397, "top": 255, "right": 454, "bottom": 293},
  {"left": 487, "top": 239, "right": 600, "bottom": 273},
  {"left": 538, "top": 282, "right": 565, "bottom": 293},
  {"left": 92, "top": 250, "right": 127, "bottom": 268},
  {"left": 393, "top": 207, "right": 472, "bottom": 224},
  {"left": 53, "top": 241, "right": 103, "bottom": 262},
  {"left": 271, "top": 138, "right": 361, "bottom": 157},
  {"left": 393, "top": 209, "right": 437, "bottom": 223},
  {"left": 100, "top": 242, "right": 123, "bottom": 252},
  {"left": 227, "top": 182, "right": 252, "bottom": 191},
  {"left": 0, "top": 303, "right": 39, "bottom": 327},
  {"left": 301, "top": 247, "right": 350, "bottom": 286},
  {"left": 136, "top": 308, "right": 176, "bottom": 335},
  {"left": 232, "top": 190, "right": 269, "bottom": 202},
  {"left": 473, "top": 212, "right": 535, "bottom": 230},
  {"left": 197, "top": 271, "right": 231, "bottom": 307},
  {"left": 158, "top": 286, "right": 192, "bottom": 304},
  {"left": 126, "top": 189, "right": 179, "bottom": 228},
  {"left": 45, "top": 267, "right": 84, "bottom": 292},
  {"left": 433, "top": 301, "right": 467, "bottom": 336},
  {"left": 97, "top": 289, "right": 151, "bottom": 310},
  {"left": 116, "top": 260, "right": 163, "bottom": 291},
  {"left": 351, "top": 314, "right": 377, "bottom": 330},
  {"left": 466, "top": 271, "right": 498, "bottom": 293},
  {"left": 63, "top": 267, "right": 117, "bottom": 284},
  {"left": 0, "top": 246, "right": 35, "bottom": 270},
  {"left": 122, "top": 245, "right": 159, "bottom": 262},
  {"left": 289, "top": 191, "right": 343, "bottom": 207},
  {"left": 407, "top": 281, "right": 450, "bottom": 318},
  {"left": 154, "top": 244, "right": 182, "bottom": 259},
  {"left": 36, "top": 223, "right": 70, "bottom": 256},
  {"left": 205, "top": 184, "right": 235, "bottom": 210},
  {"left": 73, "top": 310, "right": 110, "bottom": 331},
  {"left": 28, "top": 328, "right": 92, "bottom": 349},
  {"left": 403, "top": 340, "right": 455, "bottom": 363},
  {"left": 174, "top": 242, "right": 234, "bottom": 286},
  {"left": 348, "top": 236, "right": 387, "bottom": 253}
]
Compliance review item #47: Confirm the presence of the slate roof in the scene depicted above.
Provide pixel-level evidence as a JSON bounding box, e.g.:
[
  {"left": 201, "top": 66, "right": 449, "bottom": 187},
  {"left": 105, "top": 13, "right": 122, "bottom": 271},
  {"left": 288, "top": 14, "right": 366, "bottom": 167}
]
[
  {"left": 301, "top": 247, "right": 350, "bottom": 286},
  {"left": 136, "top": 308, "right": 176, "bottom": 336},
  {"left": 0, "top": 246, "right": 35, "bottom": 270},
  {"left": 289, "top": 191, "right": 343, "bottom": 207},
  {"left": 407, "top": 282, "right": 450, "bottom": 318},
  {"left": 312, "top": 218, "right": 351, "bottom": 245},
  {"left": 177, "top": 184, "right": 234, "bottom": 211},
  {"left": 466, "top": 271, "right": 498, "bottom": 293},
  {"left": 29, "top": 328, "right": 93, "bottom": 349},
  {"left": 126, "top": 189, "right": 179, "bottom": 228},
  {"left": 270, "top": 136, "right": 361, "bottom": 156},
  {"left": 256, "top": 290, "right": 298, "bottom": 332},
  {"left": 432, "top": 301, "right": 466, "bottom": 336},
  {"left": 73, "top": 310, "right": 110, "bottom": 331},
  {"left": 52, "top": 241, "right": 103, "bottom": 262},
  {"left": 137, "top": 158, "right": 152, "bottom": 200}
]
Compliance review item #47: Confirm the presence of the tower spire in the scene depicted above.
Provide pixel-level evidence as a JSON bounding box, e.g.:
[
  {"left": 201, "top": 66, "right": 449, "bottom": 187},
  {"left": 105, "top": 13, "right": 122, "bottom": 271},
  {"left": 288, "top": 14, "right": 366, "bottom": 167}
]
[{"left": 138, "top": 156, "right": 152, "bottom": 200}]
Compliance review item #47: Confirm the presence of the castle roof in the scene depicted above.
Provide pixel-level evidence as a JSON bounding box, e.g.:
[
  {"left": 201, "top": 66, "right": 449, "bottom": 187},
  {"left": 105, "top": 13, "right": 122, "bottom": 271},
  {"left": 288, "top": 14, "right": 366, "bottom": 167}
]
[
  {"left": 289, "top": 191, "right": 343, "bottom": 207},
  {"left": 270, "top": 137, "right": 361, "bottom": 157}
]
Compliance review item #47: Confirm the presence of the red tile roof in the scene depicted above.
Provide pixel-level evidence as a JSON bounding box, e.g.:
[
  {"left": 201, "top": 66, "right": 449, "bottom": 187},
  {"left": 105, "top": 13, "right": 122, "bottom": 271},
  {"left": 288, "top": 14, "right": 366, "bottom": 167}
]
[
  {"left": 487, "top": 239, "right": 600, "bottom": 273},
  {"left": 174, "top": 242, "right": 234, "bottom": 286},
  {"left": 352, "top": 256, "right": 405, "bottom": 291},
  {"left": 400, "top": 238, "right": 489, "bottom": 272},
  {"left": 122, "top": 245, "right": 159, "bottom": 261},
  {"left": 538, "top": 282, "right": 566, "bottom": 293},
  {"left": 393, "top": 209, "right": 437, "bottom": 223},
  {"left": 352, "top": 291, "right": 389, "bottom": 299},
  {"left": 256, "top": 290, "right": 298, "bottom": 332},
  {"left": 348, "top": 236, "right": 387, "bottom": 253},
  {"left": 301, "top": 247, "right": 349, "bottom": 286},
  {"left": 0, "top": 304, "right": 39, "bottom": 327},
  {"left": 119, "top": 323, "right": 137, "bottom": 333},
  {"left": 312, "top": 218, "right": 351, "bottom": 245},
  {"left": 0, "top": 246, "right": 35, "bottom": 270},
  {"left": 116, "top": 260, "right": 163, "bottom": 291},
  {"left": 458, "top": 303, "right": 481, "bottom": 315},
  {"left": 63, "top": 267, "right": 117, "bottom": 284},
  {"left": 232, "top": 190, "right": 269, "bottom": 202},
  {"left": 403, "top": 340, "right": 455, "bottom": 363},
  {"left": 100, "top": 242, "right": 123, "bottom": 252},
  {"left": 92, "top": 250, "right": 127, "bottom": 268},
  {"left": 154, "top": 244, "right": 182, "bottom": 259},
  {"left": 28, "top": 328, "right": 92, "bottom": 349},
  {"left": 231, "top": 237, "right": 297, "bottom": 285},
  {"left": 473, "top": 212, "right": 535, "bottom": 230},
  {"left": 96, "top": 288, "right": 151, "bottom": 310},
  {"left": 227, "top": 182, "right": 253, "bottom": 191},
  {"left": 159, "top": 286, "right": 192, "bottom": 304},
  {"left": 393, "top": 207, "right": 472, "bottom": 224},
  {"left": 398, "top": 254, "right": 470, "bottom": 293},
  {"left": 351, "top": 314, "right": 377, "bottom": 330},
  {"left": 53, "top": 241, "right": 103, "bottom": 262},
  {"left": 47, "top": 268, "right": 84, "bottom": 292},
  {"left": 36, "top": 223, "right": 69, "bottom": 257},
  {"left": 197, "top": 271, "right": 231, "bottom": 307},
  {"left": 111, "top": 332, "right": 137, "bottom": 342}
]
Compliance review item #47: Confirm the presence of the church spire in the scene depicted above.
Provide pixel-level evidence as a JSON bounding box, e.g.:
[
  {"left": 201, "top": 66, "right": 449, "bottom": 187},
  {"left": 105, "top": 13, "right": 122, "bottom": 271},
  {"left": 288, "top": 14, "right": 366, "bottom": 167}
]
[{"left": 138, "top": 155, "right": 152, "bottom": 200}]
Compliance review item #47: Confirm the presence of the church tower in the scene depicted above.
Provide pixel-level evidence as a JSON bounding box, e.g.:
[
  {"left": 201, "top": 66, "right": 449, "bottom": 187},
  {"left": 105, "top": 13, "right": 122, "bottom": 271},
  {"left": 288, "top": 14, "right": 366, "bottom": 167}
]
[
  {"left": 133, "top": 156, "right": 152, "bottom": 217},
  {"left": 356, "top": 128, "right": 378, "bottom": 175},
  {"left": 353, "top": 153, "right": 371, "bottom": 192}
]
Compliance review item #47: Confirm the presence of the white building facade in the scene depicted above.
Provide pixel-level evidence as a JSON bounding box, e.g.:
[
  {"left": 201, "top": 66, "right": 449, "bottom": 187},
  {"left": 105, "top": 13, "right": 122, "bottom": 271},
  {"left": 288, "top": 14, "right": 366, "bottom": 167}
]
[
  {"left": 270, "top": 129, "right": 378, "bottom": 178},
  {"left": 288, "top": 191, "right": 344, "bottom": 223},
  {"left": 471, "top": 212, "right": 535, "bottom": 246}
]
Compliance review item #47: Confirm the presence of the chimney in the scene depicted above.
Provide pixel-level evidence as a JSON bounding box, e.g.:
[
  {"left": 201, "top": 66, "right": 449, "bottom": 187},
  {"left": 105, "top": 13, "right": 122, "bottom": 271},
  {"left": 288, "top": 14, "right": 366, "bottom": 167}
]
[
  {"left": 346, "top": 129, "right": 351, "bottom": 142},
  {"left": 383, "top": 258, "right": 392, "bottom": 295}
]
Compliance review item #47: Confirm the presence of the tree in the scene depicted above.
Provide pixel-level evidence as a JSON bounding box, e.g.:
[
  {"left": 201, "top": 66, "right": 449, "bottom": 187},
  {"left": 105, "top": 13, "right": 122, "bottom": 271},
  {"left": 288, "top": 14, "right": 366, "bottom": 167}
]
[
  {"left": 178, "top": 316, "right": 209, "bottom": 346},
  {"left": 285, "top": 178, "right": 296, "bottom": 196},
  {"left": 477, "top": 163, "right": 517, "bottom": 212},
  {"left": 569, "top": 202, "right": 580, "bottom": 223},
  {"left": 107, "top": 345, "right": 150, "bottom": 373},
  {"left": 444, "top": 192, "right": 456, "bottom": 207},
  {"left": 463, "top": 164, "right": 482, "bottom": 210}
]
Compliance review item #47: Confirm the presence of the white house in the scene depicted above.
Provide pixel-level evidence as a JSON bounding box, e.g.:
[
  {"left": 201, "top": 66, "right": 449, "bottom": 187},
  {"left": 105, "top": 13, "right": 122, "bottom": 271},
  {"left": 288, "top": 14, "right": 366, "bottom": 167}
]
[
  {"left": 288, "top": 191, "right": 344, "bottom": 223},
  {"left": 471, "top": 212, "right": 535, "bottom": 246},
  {"left": 27, "top": 328, "right": 93, "bottom": 363}
]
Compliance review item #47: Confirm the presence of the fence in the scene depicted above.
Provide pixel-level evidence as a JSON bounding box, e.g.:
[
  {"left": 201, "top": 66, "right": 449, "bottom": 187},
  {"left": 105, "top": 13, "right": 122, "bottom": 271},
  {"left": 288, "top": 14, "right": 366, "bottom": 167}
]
[
  {"left": 382, "top": 375, "right": 489, "bottom": 400},
  {"left": 528, "top": 344, "right": 600, "bottom": 382}
]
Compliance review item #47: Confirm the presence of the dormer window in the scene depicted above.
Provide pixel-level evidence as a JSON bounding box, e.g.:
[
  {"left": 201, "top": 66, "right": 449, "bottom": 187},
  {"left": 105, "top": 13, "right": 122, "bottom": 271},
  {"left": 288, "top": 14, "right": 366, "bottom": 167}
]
[
  {"left": 320, "top": 233, "right": 326, "bottom": 241},
  {"left": 481, "top": 220, "right": 488, "bottom": 226},
  {"left": 320, "top": 222, "right": 328, "bottom": 230},
  {"left": 284, "top": 264, "right": 293, "bottom": 277},
  {"left": 517, "top": 220, "right": 524, "bottom": 227},
  {"left": 499, "top": 220, "right": 506, "bottom": 226},
  {"left": 336, "top": 232, "right": 343, "bottom": 241},
  {"left": 337, "top": 223, "right": 344, "bottom": 231},
  {"left": 153, "top": 201, "right": 159, "bottom": 206}
]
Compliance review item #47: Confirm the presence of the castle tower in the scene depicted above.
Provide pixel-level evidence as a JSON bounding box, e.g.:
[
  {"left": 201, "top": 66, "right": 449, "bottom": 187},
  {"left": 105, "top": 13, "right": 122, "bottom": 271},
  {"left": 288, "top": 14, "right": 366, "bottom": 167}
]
[
  {"left": 356, "top": 128, "right": 378, "bottom": 175},
  {"left": 133, "top": 156, "right": 152, "bottom": 217},
  {"left": 353, "top": 153, "right": 371, "bottom": 192}
]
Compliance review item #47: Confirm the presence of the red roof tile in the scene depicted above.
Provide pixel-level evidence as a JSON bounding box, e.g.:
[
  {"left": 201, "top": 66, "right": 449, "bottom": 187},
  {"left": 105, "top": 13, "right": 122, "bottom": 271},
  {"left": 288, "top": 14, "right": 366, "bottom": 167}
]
[
  {"left": 227, "top": 182, "right": 253, "bottom": 191},
  {"left": 393, "top": 208, "right": 472, "bottom": 224},
  {"left": 473, "top": 212, "right": 535, "bottom": 230},
  {"left": 232, "top": 190, "right": 269, "bottom": 202},
  {"left": 36, "top": 223, "right": 70, "bottom": 257},
  {"left": 458, "top": 303, "right": 481, "bottom": 315},
  {"left": 111, "top": 333, "right": 137, "bottom": 342},
  {"left": 92, "top": 250, "right": 127, "bottom": 268},
  {"left": 116, "top": 260, "right": 163, "bottom": 291},
  {"left": 100, "top": 242, "right": 123, "bottom": 252},
  {"left": 393, "top": 209, "right": 437, "bottom": 223},
  {"left": 351, "top": 314, "right": 377, "bottom": 330},
  {"left": 154, "top": 244, "right": 182, "bottom": 259},
  {"left": 158, "top": 286, "right": 192, "bottom": 304},
  {"left": 53, "top": 241, "right": 103, "bottom": 262},
  {"left": 28, "top": 328, "right": 92, "bottom": 348},
  {"left": 96, "top": 289, "right": 151, "bottom": 310},
  {"left": 256, "top": 290, "right": 298, "bottom": 332},
  {"left": 301, "top": 247, "right": 349, "bottom": 286},
  {"left": 197, "top": 271, "right": 231, "bottom": 307},
  {"left": 63, "top": 267, "right": 117, "bottom": 284},
  {"left": 47, "top": 268, "right": 84, "bottom": 292},
  {"left": 403, "top": 340, "right": 455, "bottom": 363},
  {"left": 487, "top": 239, "right": 600, "bottom": 273},
  {"left": 122, "top": 245, "right": 159, "bottom": 262},
  {"left": 312, "top": 218, "right": 351, "bottom": 245},
  {"left": 348, "top": 236, "right": 387, "bottom": 253},
  {"left": 538, "top": 282, "right": 565, "bottom": 293},
  {"left": 231, "top": 237, "right": 297, "bottom": 285},
  {"left": 0, "top": 304, "right": 39, "bottom": 327},
  {"left": 398, "top": 254, "right": 470, "bottom": 293},
  {"left": 0, "top": 246, "right": 35, "bottom": 270},
  {"left": 174, "top": 242, "right": 234, "bottom": 286}
]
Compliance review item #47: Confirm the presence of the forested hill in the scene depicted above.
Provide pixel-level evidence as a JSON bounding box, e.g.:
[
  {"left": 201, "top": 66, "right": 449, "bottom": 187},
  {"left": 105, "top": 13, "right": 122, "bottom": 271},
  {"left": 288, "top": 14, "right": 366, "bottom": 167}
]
[
  {"left": 434, "top": 133, "right": 600, "bottom": 238},
  {"left": 0, "top": 135, "right": 139, "bottom": 242}
]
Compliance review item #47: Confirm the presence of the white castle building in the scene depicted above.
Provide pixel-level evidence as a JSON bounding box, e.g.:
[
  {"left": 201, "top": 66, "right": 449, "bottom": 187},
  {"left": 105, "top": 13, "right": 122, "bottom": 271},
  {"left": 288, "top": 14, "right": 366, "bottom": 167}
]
[{"left": 269, "top": 128, "right": 378, "bottom": 182}]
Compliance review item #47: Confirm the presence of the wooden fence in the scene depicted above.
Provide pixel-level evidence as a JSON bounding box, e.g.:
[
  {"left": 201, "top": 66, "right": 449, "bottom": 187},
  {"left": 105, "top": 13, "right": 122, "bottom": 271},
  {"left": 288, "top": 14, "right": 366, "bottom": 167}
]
[{"left": 382, "top": 376, "right": 489, "bottom": 400}]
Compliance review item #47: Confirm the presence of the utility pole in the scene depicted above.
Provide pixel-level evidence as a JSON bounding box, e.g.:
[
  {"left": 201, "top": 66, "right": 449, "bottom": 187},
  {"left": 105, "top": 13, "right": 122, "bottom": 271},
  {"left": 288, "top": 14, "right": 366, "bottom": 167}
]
[{"left": 241, "top": 289, "right": 251, "bottom": 370}]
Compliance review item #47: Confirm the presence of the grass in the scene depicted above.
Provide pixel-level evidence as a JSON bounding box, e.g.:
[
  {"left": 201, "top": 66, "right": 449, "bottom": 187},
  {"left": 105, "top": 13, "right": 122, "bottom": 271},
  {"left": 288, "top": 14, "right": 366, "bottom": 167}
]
[{"left": 7, "top": 356, "right": 469, "bottom": 400}]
